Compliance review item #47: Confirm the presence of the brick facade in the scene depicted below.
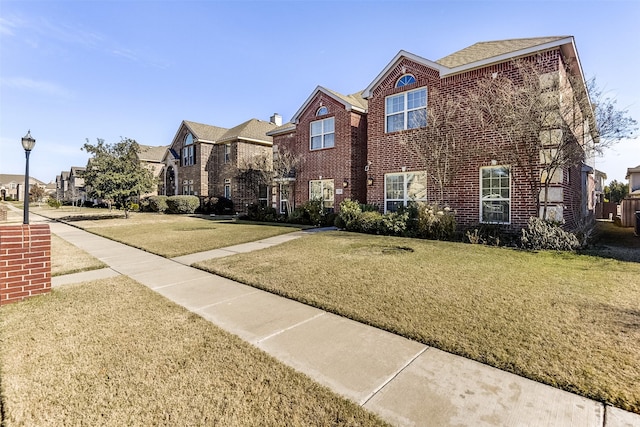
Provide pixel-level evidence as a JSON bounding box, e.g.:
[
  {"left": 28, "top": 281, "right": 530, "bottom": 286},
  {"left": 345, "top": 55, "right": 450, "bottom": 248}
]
[
  {"left": 270, "top": 89, "right": 368, "bottom": 212},
  {"left": 0, "top": 224, "right": 51, "bottom": 306}
]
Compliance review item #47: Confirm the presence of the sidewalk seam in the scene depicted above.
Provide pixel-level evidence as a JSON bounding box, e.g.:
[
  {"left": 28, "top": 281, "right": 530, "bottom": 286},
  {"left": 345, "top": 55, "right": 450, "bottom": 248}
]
[
  {"left": 360, "top": 346, "right": 430, "bottom": 406},
  {"left": 256, "top": 312, "right": 326, "bottom": 344}
]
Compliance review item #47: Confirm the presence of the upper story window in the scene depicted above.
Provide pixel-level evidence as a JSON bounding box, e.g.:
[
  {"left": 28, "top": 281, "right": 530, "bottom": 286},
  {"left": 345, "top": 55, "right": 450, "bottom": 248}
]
[
  {"left": 182, "top": 132, "right": 195, "bottom": 166},
  {"left": 224, "top": 144, "right": 231, "bottom": 164},
  {"left": 310, "top": 117, "right": 335, "bottom": 150},
  {"left": 396, "top": 74, "right": 416, "bottom": 87},
  {"left": 316, "top": 106, "right": 328, "bottom": 116},
  {"left": 386, "top": 87, "right": 427, "bottom": 133},
  {"left": 480, "top": 166, "right": 511, "bottom": 224}
]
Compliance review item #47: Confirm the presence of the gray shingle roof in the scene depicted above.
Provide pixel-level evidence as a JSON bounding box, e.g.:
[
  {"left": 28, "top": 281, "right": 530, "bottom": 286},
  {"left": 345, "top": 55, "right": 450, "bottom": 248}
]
[
  {"left": 323, "top": 88, "right": 368, "bottom": 111},
  {"left": 183, "top": 120, "right": 228, "bottom": 143},
  {"left": 138, "top": 144, "right": 168, "bottom": 162},
  {"left": 217, "top": 118, "right": 277, "bottom": 145},
  {"left": 436, "top": 36, "right": 569, "bottom": 68}
]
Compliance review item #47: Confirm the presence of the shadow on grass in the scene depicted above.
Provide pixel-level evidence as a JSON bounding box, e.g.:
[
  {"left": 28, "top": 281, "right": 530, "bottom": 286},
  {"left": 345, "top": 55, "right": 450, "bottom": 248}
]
[
  {"left": 58, "top": 214, "right": 125, "bottom": 222},
  {"left": 578, "top": 221, "right": 640, "bottom": 263}
]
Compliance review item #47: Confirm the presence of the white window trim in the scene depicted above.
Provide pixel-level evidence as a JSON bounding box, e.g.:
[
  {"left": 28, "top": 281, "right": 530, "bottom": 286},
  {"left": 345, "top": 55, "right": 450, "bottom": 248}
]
[
  {"left": 310, "top": 117, "right": 335, "bottom": 150},
  {"left": 479, "top": 165, "right": 511, "bottom": 224},
  {"left": 309, "top": 179, "right": 335, "bottom": 209},
  {"left": 224, "top": 144, "right": 231, "bottom": 164},
  {"left": 385, "top": 86, "right": 427, "bottom": 133},
  {"left": 383, "top": 171, "right": 428, "bottom": 213}
]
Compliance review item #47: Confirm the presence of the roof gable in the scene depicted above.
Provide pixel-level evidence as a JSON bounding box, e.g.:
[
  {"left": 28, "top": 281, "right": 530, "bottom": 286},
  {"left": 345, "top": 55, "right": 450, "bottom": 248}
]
[
  {"left": 182, "top": 120, "right": 228, "bottom": 143},
  {"left": 291, "top": 86, "right": 367, "bottom": 124}
]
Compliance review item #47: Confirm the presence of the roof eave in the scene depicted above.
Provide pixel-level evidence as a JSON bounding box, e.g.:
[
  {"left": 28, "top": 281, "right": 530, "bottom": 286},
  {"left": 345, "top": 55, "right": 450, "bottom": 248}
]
[
  {"left": 362, "top": 50, "right": 448, "bottom": 99},
  {"left": 266, "top": 125, "right": 297, "bottom": 136},
  {"left": 291, "top": 86, "right": 362, "bottom": 124}
]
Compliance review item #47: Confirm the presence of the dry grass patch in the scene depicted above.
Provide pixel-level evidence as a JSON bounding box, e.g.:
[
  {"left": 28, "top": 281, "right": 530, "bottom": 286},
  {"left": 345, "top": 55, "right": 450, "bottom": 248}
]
[
  {"left": 195, "top": 231, "right": 640, "bottom": 414},
  {"left": 61, "top": 213, "right": 300, "bottom": 257},
  {"left": 51, "top": 234, "right": 107, "bottom": 276},
  {"left": 0, "top": 277, "right": 388, "bottom": 426}
]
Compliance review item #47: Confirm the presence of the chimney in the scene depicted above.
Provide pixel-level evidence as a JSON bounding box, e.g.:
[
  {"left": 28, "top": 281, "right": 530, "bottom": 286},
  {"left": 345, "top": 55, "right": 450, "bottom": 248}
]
[{"left": 270, "top": 113, "right": 282, "bottom": 126}]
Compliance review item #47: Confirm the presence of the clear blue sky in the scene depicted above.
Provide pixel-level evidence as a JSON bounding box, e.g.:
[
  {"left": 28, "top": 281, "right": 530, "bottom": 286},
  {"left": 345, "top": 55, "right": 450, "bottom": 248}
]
[{"left": 1, "top": 0, "right": 638, "bottom": 184}]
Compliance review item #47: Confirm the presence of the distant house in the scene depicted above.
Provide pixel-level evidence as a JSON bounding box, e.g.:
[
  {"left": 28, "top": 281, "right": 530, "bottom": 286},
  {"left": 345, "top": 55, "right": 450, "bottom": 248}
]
[
  {"left": 163, "top": 117, "right": 279, "bottom": 211},
  {"left": 626, "top": 165, "right": 640, "bottom": 198},
  {"left": 137, "top": 144, "right": 168, "bottom": 196},
  {"left": 268, "top": 87, "right": 368, "bottom": 214},
  {"left": 69, "top": 167, "right": 86, "bottom": 205},
  {"left": 0, "top": 174, "right": 45, "bottom": 201}
]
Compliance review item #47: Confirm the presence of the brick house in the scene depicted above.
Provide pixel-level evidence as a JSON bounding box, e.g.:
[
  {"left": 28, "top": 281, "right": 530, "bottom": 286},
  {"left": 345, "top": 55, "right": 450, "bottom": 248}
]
[
  {"left": 163, "top": 117, "right": 279, "bottom": 211},
  {"left": 267, "top": 86, "right": 368, "bottom": 214},
  {"left": 0, "top": 174, "right": 45, "bottom": 201},
  {"left": 362, "top": 36, "right": 596, "bottom": 230}
]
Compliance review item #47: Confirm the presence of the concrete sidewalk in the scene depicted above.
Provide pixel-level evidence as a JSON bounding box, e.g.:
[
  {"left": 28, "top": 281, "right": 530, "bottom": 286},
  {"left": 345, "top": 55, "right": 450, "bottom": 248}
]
[{"left": 29, "top": 212, "right": 639, "bottom": 426}]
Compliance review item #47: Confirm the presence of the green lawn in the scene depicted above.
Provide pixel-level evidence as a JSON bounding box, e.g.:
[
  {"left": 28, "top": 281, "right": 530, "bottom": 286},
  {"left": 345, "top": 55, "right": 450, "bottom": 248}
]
[
  {"left": 195, "top": 230, "right": 640, "bottom": 414},
  {"left": 0, "top": 278, "right": 388, "bottom": 426}
]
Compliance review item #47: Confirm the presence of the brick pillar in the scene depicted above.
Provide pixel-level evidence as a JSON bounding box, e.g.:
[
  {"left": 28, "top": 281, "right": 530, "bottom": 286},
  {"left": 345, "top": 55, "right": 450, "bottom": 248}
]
[{"left": 0, "top": 224, "right": 51, "bottom": 306}]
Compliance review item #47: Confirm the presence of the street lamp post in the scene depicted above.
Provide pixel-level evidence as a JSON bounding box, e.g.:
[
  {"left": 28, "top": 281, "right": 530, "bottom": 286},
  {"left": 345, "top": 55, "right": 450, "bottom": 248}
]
[{"left": 21, "top": 130, "right": 36, "bottom": 224}]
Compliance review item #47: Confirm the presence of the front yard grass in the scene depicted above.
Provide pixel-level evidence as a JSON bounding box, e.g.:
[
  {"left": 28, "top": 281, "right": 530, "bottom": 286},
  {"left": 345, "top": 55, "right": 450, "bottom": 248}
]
[
  {"left": 62, "top": 213, "right": 301, "bottom": 257},
  {"left": 51, "top": 234, "right": 107, "bottom": 276},
  {"left": 0, "top": 277, "right": 388, "bottom": 426},
  {"left": 195, "top": 231, "right": 640, "bottom": 414}
]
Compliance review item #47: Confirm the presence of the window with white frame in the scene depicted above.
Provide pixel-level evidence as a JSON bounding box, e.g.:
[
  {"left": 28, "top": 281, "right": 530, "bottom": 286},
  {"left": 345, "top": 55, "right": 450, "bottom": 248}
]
[
  {"left": 316, "top": 106, "right": 328, "bottom": 116},
  {"left": 396, "top": 74, "right": 416, "bottom": 87},
  {"left": 182, "top": 133, "right": 195, "bottom": 166},
  {"left": 480, "top": 166, "right": 510, "bottom": 224},
  {"left": 224, "top": 144, "right": 231, "bottom": 164},
  {"left": 279, "top": 184, "right": 290, "bottom": 214},
  {"left": 309, "top": 179, "right": 334, "bottom": 209},
  {"left": 224, "top": 179, "right": 231, "bottom": 199},
  {"left": 258, "top": 185, "right": 269, "bottom": 207},
  {"left": 384, "top": 171, "right": 427, "bottom": 212},
  {"left": 385, "top": 87, "right": 427, "bottom": 133},
  {"left": 310, "top": 117, "right": 335, "bottom": 150}
]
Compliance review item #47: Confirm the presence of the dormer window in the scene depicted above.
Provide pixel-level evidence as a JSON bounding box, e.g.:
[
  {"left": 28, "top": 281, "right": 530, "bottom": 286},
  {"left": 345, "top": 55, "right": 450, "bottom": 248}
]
[
  {"left": 316, "top": 106, "right": 328, "bottom": 116},
  {"left": 184, "top": 133, "right": 194, "bottom": 145},
  {"left": 396, "top": 74, "right": 416, "bottom": 87}
]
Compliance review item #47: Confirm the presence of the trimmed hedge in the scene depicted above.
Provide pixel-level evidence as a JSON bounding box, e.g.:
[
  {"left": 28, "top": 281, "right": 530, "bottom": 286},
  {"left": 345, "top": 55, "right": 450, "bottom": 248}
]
[{"left": 166, "top": 195, "right": 200, "bottom": 214}]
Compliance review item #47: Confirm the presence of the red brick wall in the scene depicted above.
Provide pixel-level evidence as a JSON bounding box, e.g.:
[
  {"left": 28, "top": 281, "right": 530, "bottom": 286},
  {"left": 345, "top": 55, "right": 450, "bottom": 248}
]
[
  {"left": 274, "top": 92, "right": 368, "bottom": 211},
  {"left": 366, "top": 50, "right": 572, "bottom": 230},
  {"left": 0, "top": 224, "right": 51, "bottom": 306}
]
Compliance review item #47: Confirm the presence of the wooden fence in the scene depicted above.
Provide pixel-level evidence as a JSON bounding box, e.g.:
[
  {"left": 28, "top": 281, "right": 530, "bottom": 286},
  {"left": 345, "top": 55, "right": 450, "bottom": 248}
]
[{"left": 620, "top": 198, "right": 640, "bottom": 227}]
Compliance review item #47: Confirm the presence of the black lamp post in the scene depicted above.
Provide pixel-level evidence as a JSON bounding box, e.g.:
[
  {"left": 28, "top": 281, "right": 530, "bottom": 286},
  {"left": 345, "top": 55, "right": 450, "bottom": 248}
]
[{"left": 21, "top": 130, "right": 36, "bottom": 224}]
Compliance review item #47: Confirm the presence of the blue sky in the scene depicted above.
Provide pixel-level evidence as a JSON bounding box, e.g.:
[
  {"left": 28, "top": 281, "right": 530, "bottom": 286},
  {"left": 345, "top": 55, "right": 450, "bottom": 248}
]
[{"left": 1, "top": 0, "right": 638, "bottom": 184}]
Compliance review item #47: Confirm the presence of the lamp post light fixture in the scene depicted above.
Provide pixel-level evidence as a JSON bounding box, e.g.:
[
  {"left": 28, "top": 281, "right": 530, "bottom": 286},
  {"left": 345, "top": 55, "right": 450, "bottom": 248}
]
[{"left": 21, "top": 130, "right": 36, "bottom": 224}]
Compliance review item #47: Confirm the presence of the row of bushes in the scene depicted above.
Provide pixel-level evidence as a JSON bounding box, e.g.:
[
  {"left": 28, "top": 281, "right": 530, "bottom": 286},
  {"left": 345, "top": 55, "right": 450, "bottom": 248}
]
[
  {"left": 139, "top": 196, "right": 234, "bottom": 215},
  {"left": 241, "top": 200, "right": 336, "bottom": 227},
  {"left": 335, "top": 199, "right": 581, "bottom": 251}
]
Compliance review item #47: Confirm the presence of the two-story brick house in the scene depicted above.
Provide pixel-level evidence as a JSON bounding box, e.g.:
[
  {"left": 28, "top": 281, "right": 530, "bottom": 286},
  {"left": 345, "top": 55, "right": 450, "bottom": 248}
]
[
  {"left": 269, "top": 36, "right": 595, "bottom": 230},
  {"left": 362, "top": 36, "right": 596, "bottom": 230},
  {"left": 163, "top": 117, "right": 279, "bottom": 211},
  {"left": 267, "top": 86, "right": 368, "bottom": 213}
]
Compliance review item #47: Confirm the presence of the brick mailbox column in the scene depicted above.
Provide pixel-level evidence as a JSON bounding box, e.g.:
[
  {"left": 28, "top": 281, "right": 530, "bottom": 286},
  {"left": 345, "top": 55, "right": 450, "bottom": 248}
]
[{"left": 0, "top": 224, "right": 52, "bottom": 306}]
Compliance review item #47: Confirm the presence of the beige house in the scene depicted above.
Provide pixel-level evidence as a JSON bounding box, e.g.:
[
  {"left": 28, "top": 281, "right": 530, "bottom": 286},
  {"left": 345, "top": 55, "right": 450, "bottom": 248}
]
[
  {"left": 138, "top": 144, "right": 169, "bottom": 196},
  {"left": 626, "top": 164, "right": 640, "bottom": 198},
  {"left": 0, "top": 174, "right": 45, "bottom": 201}
]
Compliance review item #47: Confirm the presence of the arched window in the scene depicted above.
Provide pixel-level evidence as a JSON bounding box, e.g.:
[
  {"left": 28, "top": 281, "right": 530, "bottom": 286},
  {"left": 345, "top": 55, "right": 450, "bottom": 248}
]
[
  {"left": 396, "top": 74, "right": 416, "bottom": 87},
  {"left": 316, "top": 106, "right": 328, "bottom": 116},
  {"left": 184, "top": 133, "right": 194, "bottom": 145}
]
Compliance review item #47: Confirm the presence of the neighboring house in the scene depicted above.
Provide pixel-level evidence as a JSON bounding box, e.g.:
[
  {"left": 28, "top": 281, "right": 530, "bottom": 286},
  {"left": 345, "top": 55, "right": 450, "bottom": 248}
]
[
  {"left": 68, "top": 166, "right": 86, "bottom": 205},
  {"left": 593, "top": 169, "right": 607, "bottom": 218},
  {"left": 267, "top": 86, "right": 368, "bottom": 214},
  {"left": 56, "top": 171, "right": 70, "bottom": 201},
  {"left": 0, "top": 174, "right": 45, "bottom": 201},
  {"left": 626, "top": 164, "right": 640, "bottom": 198},
  {"left": 163, "top": 117, "right": 279, "bottom": 211},
  {"left": 137, "top": 144, "right": 169, "bottom": 196},
  {"left": 361, "top": 36, "right": 594, "bottom": 230}
]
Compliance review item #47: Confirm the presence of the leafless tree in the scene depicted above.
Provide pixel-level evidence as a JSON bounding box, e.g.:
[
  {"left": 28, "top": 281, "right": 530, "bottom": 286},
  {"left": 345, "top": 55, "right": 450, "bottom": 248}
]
[
  {"left": 272, "top": 145, "right": 301, "bottom": 216},
  {"left": 401, "top": 87, "right": 464, "bottom": 205}
]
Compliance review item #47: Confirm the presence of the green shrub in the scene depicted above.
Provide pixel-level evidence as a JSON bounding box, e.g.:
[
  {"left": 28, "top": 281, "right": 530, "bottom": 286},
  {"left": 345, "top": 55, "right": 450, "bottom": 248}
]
[
  {"left": 520, "top": 217, "right": 580, "bottom": 251},
  {"left": 128, "top": 203, "right": 139, "bottom": 212},
  {"left": 336, "top": 199, "right": 362, "bottom": 230},
  {"left": 244, "top": 203, "right": 279, "bottom": 222},
  {"left": 288, "top": 200, "right": 334, "bottom": 226},
  {"left": 145, "top": 196, "right": 168, "bottom": 213},
  {"left": 166, "top": 195, "right": 200, "bottom": 214},
  {"left": 358, "top": 211, "right": 383, "bottom": 234},
  {"left": 406, "top": 203, "right": 456, "bottom": 241},
  {"left": 380, "top": 211, "right": 408, "bottom": 236},
  {"left": 47, "top": 198, "right": 62, "bottom": 209}
]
